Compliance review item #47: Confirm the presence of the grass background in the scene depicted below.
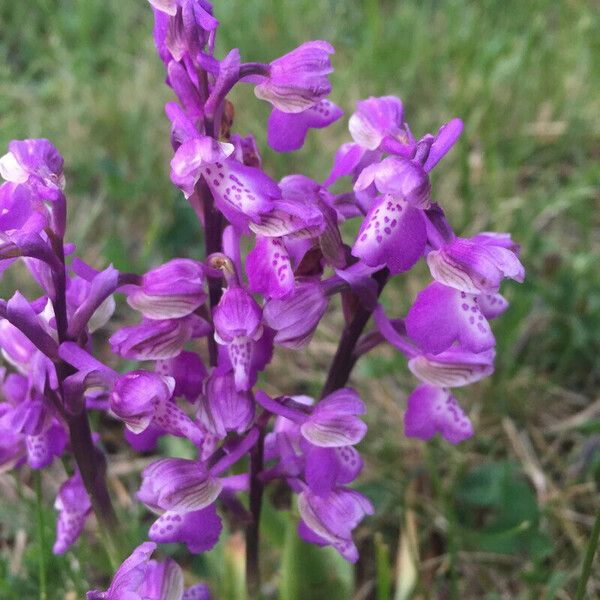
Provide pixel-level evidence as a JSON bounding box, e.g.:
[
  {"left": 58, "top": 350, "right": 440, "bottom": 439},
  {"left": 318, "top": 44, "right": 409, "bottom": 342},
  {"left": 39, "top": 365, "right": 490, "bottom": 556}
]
[{"left": 0, "top": 0, "right": 599, "bottom": 598}]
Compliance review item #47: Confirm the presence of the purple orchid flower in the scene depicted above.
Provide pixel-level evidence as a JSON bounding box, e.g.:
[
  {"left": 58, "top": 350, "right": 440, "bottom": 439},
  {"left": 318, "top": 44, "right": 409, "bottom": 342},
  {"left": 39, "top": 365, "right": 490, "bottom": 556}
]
[
  {"left": 150, "top": 0, "right": 218, "bottom": 64},
  {"left": 87, "top": 540, "right": 211, "bottom": 599},
  {"left": 253, "top": 41, "right": 334, "bottom": 113},
  {"left": 125, "top": 258, "right": 208, "bottom": 319},
  {"left": 256, "top": 389, "right": 367, "bottom": 448},
  {"left": 212, "top": 283, "right": 263, "bottom": 391},
  {"left": 110, "top": 370, "right": 204, "bottom": 445},
  {"left": 427, "top": 233, "right": 524, "bottom": 294},
  {"left": 137, "top": 429, "right": 257, "bottom": 553},
  {"left": 348, "top": 96, "right": 413, "bottom": 154},
  {"left": 109, "top": 315, "right": 203, "bottom": 361},
  {"left": 263, "top": 280, "right": 329, "bottom": 349},
  {"left": 298, "top": 486, "right": 373, "bottom": 563},
  {"left": 0, "top": 139, "right": 65, "bottom": 201}
]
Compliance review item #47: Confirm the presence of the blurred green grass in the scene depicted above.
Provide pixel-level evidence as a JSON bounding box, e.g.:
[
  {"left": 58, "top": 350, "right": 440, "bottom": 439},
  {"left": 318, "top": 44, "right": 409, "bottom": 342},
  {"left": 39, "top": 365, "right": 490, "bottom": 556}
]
[{"left": 1, "top": 0, "right": 599, "bottom": 598}]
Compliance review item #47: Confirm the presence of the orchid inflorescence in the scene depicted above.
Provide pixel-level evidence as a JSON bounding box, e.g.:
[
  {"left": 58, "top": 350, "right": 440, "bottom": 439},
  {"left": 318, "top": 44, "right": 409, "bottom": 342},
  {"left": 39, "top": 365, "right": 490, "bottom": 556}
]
[{"left": 0, "top": 0, "right": 524, "bottom": 597}]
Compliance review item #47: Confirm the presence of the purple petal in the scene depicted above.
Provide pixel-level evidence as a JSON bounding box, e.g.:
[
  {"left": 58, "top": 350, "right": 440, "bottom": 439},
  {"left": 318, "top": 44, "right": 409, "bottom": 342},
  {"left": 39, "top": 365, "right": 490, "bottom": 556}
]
[
  {"left": 267, "top": 100, "right": 343, "bottom": 152},
  {"left": 404, "top": 384, "right": 473, "bottom": 444},
  {"left": 246, "top": 236, "right": 294, "bottom": 299},
  {"left": 263, "top": 281, "right": 328, "bottom": 349},
  {"left": 354, "top": 156, "right": 431, "bottom": 208},
  {"left": 53, "top": 472, "right": 92, "bottom": 554},
  {"left": 107, "top": 542, "right": 157, "bottom": 596},
  {"left": 139, "top": 558, "right": 184, "bottom": 600},
  {"left": 348, "top": 96, "right": 409, "bottom": 151},
  {"left": 478, "top": 293, "right": 509, "bottom": 320},
  {"left": 408, "top": 348, "right": 495, "bottom": 388},
  {"left": 200, "top": 371, "right": 254, "bottom": 438},
  {"left": 204, "top": 159, "right": 281, "bottom": 225},
  {"left": 255, "top": 41, "right": 334, "bottom": 112},
  {"left": 138, "top": 458, "right": 222, "bottom": 513},
  {"left": 127, "top": 258, "right": 207, "bottom": 319},
  {"left": 155, "top": 350, "right": 207, "bottom": 402},
  {"left": 406, "top": 282, "right": 495, "bottom": 354},
  {"left": 426, "top": 236, "right": 524, "bottom": 294},
  {"left": 170, "top": 137, "right": 234, "bottom": 198},
  {"left": 352, "top": 194, "right": 427, "bottom": 274},
  {"left": 149, "top": 505, "right": 222, "bottom": 554},
  {"left": 423, "top": 118, "right": 463, "bottom": 173},
  {"left": 109, "top": 317, "right": 194, "bottom": 361}
]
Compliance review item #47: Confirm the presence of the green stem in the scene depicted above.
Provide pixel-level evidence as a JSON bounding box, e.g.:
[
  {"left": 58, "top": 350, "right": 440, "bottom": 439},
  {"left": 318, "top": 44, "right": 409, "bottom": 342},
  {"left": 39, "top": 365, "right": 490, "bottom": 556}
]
[
  {"left": 575, "top": 508, "right": 600, "bottom": 600},
  {"left": 34, "top": 471, "right": 47, "bottom": 600}
]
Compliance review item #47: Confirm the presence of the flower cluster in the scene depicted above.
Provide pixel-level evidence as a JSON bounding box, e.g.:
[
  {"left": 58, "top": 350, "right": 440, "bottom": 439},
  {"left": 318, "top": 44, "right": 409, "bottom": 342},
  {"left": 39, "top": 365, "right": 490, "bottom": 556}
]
[{"left": 0, "top": 0, "right": 523, "bottom": 594}]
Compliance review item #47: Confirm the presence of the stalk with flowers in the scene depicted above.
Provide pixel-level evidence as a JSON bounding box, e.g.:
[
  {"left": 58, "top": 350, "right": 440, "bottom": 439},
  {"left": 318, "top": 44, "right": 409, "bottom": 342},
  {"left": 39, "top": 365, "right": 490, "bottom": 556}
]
[{"left": 0, "top": 1, "right": 524, "bottom": 597}]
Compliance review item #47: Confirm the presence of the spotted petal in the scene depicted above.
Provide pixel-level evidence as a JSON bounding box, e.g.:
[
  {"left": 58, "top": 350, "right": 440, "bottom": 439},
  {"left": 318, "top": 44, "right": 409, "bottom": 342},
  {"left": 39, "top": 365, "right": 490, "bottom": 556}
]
[
  {"left": 406, "top": 282, "right": 495, "bottom": 354},
  {"left": 352, "top": 194, "right": 427, "bottom": 274},
  {"left": 404, "top": 384, "right": 473, "bottom": 444}
]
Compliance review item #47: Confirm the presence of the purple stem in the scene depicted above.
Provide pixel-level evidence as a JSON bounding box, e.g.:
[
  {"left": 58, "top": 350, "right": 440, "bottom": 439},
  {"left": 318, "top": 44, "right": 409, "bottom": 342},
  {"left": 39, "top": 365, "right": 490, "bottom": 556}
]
[
  {"left": 320, "top": 268, "right": 390, "bottom": 398},
  {"left": 245, "top": 425, "right": 265, "bottom": 599}
]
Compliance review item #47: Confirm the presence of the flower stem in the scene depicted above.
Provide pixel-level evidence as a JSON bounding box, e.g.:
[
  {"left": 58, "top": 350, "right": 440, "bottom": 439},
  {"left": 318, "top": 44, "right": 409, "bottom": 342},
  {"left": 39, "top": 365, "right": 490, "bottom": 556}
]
[
  {"left": 575, "top": 508, "right": 600, "bottom": 600},
  {"left": 245, "top": 426, "right": 266, "bottom": 599},
  {"left": 320, "top": 268, "right": 389, "bottom": 398},
  {"left": 66, "top": 410, "right": 122, "bottom": 566},
  {"left": 34, "top": 470, "right": 47, "bottom": 600},
  {"left": 197, "top": 177, "right": 223, "bottom": 367}
]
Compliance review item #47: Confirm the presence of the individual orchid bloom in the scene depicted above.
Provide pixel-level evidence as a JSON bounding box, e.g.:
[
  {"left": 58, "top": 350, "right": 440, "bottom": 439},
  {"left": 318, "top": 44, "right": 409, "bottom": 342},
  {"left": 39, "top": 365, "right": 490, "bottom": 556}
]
[
  {"left": 171, "top": 136, "right": 281, "bottom": 228},
  {"left": 263, "top": 280, "right": 329, "bottom": 349},
  {"left": 297, "top": 485, "right": 373, "bottom": 562},
  {"left": 155, "top": 350, "right": 208, "bottom": 402},
  {"left": 53, "top": 471, "right": 92, "bottom": 554},
  {"left": 246, "top": 235, "right": 294, "bottom": 299},
  {"left": 267, "top": 99, "right": 343, "bottom": 152},
  {"left": 351, "top": 193, "right": 428, "bottom": 274},
  {"left": 404, "top": 384, "right": 473, "bottom": 444},
  {"left": 110, "top": 370, "right": 204, "bottom": 445},
  {"left": 373, "top": 303, "right": 496, "bottom": 389},
  {"left": 348, "top": 95, "right": 414, "bottom": 154},
  {"left": 199, "top": 370, "right": 254, "bottom": 438},
  {"left": 426, "top": 234, "right": 525, "bottom": 294},
  {"left": 254, "top": 41, "right": 334, "bottom": 113},
  {"left": 109, "top": 315, "right": 199, "bottom": 360},
  {"left": 125, "top": 258, "right": 207, "bottom": 319},
  {"left": 213, "top": 284, "right": 263, "bottom": 391},
  {"left": 354, "top": 155, "right": 431, "bottom": 209},
  {"left": 405, "top": 282, "right": 496, "bottom": 355},
  {"left": 0, "top": 139, "right": 65, "bottom": 200},
  {"left": 150, "top": 0, "right": 218, "bottom": 63},
  {"left": 86, "top": 541, "right": 208, "bottom": 599},
  {"left": 256, "top": 389, "right": 367, "bottom": 448},
  {"left": 137, "top": 430, "right": 257, "bottom": 552}
]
